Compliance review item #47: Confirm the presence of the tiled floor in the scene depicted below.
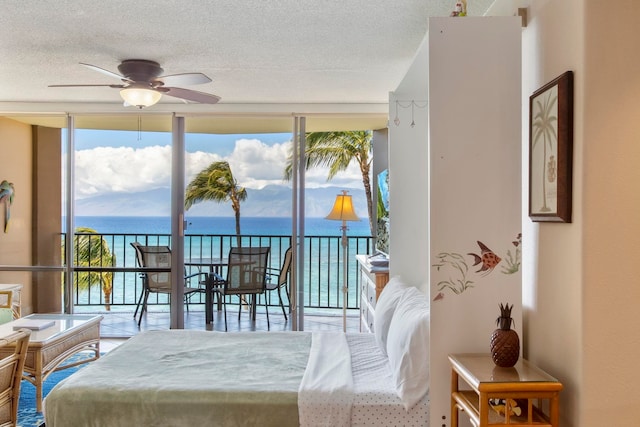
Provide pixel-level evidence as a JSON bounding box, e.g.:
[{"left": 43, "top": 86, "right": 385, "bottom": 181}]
[{"left": 97, "top": 306, "right": 361, "bottom": 351}]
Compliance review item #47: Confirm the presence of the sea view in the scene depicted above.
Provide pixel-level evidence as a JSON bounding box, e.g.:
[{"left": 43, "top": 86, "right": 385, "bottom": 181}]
[
  {"left": 74, "top": 215, "right": 371, "bottom": 237},
  {"left": 72, "top": 216, "right": 373, "bottom": 311}
]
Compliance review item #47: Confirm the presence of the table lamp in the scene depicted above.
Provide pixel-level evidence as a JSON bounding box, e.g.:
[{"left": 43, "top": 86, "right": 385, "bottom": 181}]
[{"left": 326, "top": 190, "right": 360, "bottom": 332}]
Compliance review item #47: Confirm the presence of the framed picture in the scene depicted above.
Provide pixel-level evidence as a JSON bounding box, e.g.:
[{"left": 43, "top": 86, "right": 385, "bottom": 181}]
[{"left": 529, "top": 71, "right": 574, "bottom": 222}]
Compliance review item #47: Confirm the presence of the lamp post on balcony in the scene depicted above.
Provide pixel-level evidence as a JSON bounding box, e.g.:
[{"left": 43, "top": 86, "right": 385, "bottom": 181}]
[{"left": 325, "top": 190, "right": 360, "bottom": 332}]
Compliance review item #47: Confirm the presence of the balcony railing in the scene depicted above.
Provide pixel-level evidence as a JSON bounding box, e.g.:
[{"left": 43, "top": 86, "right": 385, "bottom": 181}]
[{"left": 71, "top": 232, "right": 374, "bottom": 313}]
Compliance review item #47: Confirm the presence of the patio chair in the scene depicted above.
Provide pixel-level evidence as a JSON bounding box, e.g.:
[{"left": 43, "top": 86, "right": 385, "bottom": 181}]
[
  {"left": 0, "top": 328, "right": 30, "bottom": 427},
  {"left": 265, "top": 247, "right": 292, "bottom": 321},
  {"left": 211, "top": 246, "right": 270, "bottom": 331},
  {"left": 131, "top": 243, "right": 206, "bottom": 327}
]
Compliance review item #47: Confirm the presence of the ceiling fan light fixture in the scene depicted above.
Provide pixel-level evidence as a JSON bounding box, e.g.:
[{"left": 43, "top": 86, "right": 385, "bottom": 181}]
[
  {"left": 51, "top": 60, "right": 220, "bottom": 106},
  {"left": 119, "top": 87, "right": 162, "bottom": 108}
]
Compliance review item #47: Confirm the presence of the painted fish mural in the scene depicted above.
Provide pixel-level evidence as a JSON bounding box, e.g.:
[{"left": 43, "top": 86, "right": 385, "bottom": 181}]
[
  {"left": 468, "top": 240, "right": 501, "bottom": 275},
  {"left": 433, "top": 235, "right": 520, "bottom": 300},
  {"left": 0, "top": 180, "right": 14, "bottom": 233}
]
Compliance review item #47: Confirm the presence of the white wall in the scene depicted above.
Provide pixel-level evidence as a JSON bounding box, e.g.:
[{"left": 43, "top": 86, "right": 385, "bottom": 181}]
[
  {"left": 388, "top": 32, "right": 430, "bottom": 289},
  {"left": 391, "top": 17, "right": 522, "bottom": 426},
  {"left": 372, "top": 128, "right": 389, "bottom": 233},
  {"left": 488, "top": 1, "right": 640, "bottom": 425},
  {"left": 429, "top": 17, "right": 522, "bottom": 425},
  {"left": 520, "top": 2, "right": 584, "bottom": 425},
  {"left": 491, "top": 0, "right": 584, "bottom": 425},
  {"left": 581, "top": 1, "right": 640, "bottom": 424}
]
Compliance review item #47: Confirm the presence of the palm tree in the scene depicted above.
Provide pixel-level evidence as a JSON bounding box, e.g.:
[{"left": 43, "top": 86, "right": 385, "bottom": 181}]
[
  {"left": 66, "top": 227, "right": 115, "bottom": 310},
  {"left": 285, "top": 131, "right": 374, "bottom": 235},
  {"left": 185, "top": 161, "right": 247, "bottom": 242},
  {"left": 531, "top": 90, "right": 558, "bottom": 212}
]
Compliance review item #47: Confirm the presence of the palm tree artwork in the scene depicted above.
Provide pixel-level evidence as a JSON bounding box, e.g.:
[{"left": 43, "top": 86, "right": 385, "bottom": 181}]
[
  {"left": 67, "top": 227, "right": 115, "bottom": 310},
  {"left": 185, "top": 161, "right": 247, "bottom": 244},
  {"left": 284, "top": 131, "right": 375, "bottom": 236},
  {"left": 0, "top": 180, "right": 14, "bottom": 233},
  {"left": 531, "top": 87, "right": 558, "bottom": 213}
]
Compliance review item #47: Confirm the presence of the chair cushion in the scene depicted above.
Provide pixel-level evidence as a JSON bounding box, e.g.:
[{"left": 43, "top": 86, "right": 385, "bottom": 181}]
[
  {"left": 386, "top": 286, "right": 430, "bottom": 410},
  {"left": 374, "top": 277, "right": 409, "bottom": 355}
]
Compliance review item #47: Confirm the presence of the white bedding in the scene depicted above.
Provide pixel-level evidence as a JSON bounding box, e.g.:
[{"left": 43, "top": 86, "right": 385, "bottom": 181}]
[
  {"left": 348, "top": 333, "right": 429, "bottom": 426},
  {"left": 298, "top": 332, "right": 354, "bottom": 426},
  {"left": 44, "top": 330, "right": 429, "bottom": 427}
]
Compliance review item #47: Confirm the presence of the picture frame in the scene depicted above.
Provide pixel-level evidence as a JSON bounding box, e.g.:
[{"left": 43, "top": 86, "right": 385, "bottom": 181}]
[{"left": 529, "top": 71, "right": 574, "bottom": 223}]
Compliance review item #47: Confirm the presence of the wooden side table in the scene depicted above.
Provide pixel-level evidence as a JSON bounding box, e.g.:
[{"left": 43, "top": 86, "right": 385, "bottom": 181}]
[{"left": 449, "top": 353, "right": 562, "bottom": 427}]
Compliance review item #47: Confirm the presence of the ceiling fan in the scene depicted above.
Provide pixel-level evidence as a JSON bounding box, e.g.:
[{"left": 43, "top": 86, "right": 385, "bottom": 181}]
[{"left": 49, "top": 59, "right": 221, "bottom": 108}]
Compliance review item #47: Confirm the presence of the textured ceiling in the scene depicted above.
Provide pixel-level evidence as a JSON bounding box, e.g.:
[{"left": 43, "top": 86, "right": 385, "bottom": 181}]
[{"left": 0, "top": 0, "right": 494, "bottom": 106}]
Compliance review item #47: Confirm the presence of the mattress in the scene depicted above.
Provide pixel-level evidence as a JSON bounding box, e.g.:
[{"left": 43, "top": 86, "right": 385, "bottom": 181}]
[
  {"left": 348, "top": 333, "right": 429, "bottom": 426},
  {"left": 44, "top": 330, "right": 429, "bottom": 426}
]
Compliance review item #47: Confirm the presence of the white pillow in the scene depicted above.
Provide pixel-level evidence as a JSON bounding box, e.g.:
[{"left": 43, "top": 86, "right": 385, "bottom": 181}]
[
  {"left": 386, "top": 286, "right": 430, "bottom": 410},
  {"left": 374, "top": 277, "right": 409, "bottom": 355}
]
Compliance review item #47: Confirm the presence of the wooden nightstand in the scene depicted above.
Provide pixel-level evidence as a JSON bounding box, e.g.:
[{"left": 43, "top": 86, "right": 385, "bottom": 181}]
[
  {"left": 356, "top": 254, "right": 389, "bottom": 333},
  {"left": 449, "top": 353, "right": 562, "bottom": 427}
]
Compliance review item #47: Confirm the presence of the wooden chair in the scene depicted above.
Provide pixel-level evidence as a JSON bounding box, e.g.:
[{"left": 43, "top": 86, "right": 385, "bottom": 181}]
[
  {"left": 0, "top": 292, "right": 13, "bottom": 325},
  {"left": 0, "top": 329, "right": 31, "bottom": 427},
  {"left": 211, "top": 247, "right": 270, "bottom": 331}
]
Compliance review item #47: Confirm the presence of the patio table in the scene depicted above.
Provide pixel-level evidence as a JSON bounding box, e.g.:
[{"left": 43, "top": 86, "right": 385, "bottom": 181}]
[{"left": 185, "top": 258, "right": 227, "bottom": 324}]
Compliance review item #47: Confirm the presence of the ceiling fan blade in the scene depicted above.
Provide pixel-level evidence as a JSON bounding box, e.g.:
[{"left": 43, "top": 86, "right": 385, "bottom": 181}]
[
  {"left": 48, "top": 84, "right": 125, "bottom": 88},
  {"left": 155, "top": 73, "right": 212, "bottom": 86},
  {"left": 80, "top": 63, "right": 131, "bottom": 82},
  {"left": 161, "top": 87, "right": 221, "bottom": 104}
]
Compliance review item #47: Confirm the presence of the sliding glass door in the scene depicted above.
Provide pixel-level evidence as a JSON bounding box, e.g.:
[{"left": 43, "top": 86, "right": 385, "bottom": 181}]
[
  {"left": 0, "top": 112, "right": 378, "bottom": 335},
  {"left": 72, "top": 114, "right": 175, "bottom": 329},
  {"left": 184, "top": 116, "right": 296, "bottom": 330}
]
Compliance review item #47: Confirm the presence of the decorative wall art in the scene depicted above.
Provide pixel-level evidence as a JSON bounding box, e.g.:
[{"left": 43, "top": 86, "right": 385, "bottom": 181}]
[
  {"left": 0, "top": 180, "right": 14, "bottom": 233},
  {"left": 432, "top": 234, "right": 521, "bottom": 301},
  {"left": 391, "top": 100, "right": 427, "bottom": 127},
  {"left": 529, "top": 71, "right": 574, "bottom": 222}
]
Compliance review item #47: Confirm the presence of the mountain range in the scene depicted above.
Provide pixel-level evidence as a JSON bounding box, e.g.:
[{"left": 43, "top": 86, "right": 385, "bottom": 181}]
[{"left": 75, "top": 185, "right": 369, "bottom": 219}]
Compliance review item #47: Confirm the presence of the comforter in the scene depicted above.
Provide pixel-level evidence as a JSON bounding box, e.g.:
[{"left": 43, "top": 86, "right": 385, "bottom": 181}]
[
  {"left": 44, "top": 329, "right": 426, "bottom": 427},
  {"left": 45, "top": 330, "right": 312, "bottom": 426}
]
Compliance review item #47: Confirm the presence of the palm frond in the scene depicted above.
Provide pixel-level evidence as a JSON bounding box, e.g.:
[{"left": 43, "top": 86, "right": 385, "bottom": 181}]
[
  {"left": 185, "top": 160, "right": 246, "bottom": 234},
  {"left": 282, "top": 130, "right": 375, "bottom": 235},
  {"left": 66, "top": 227, "right": 115, "bottom": 310}
]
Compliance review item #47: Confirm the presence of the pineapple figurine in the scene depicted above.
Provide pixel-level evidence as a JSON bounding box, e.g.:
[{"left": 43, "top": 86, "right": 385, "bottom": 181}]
[{"left": 490, "top": 303, "right": 520, "bottom": 367}]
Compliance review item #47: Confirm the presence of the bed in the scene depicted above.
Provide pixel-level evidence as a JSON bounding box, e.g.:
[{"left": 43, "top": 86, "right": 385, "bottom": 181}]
[{"left": 44, "top": 278, "right": 429, "bottom": 427}]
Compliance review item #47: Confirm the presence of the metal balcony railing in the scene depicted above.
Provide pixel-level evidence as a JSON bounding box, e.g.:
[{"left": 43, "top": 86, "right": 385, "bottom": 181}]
[{"left": 70, "top": 232, "right": 374, "bottom": 313}]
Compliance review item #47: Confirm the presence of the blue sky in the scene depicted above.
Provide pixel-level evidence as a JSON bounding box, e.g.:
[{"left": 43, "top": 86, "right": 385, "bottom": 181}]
[
  {"left": 70, "top": 129, "right": 363, "bottom": 200},
  {"left": 74, "top": 129, "right": 291, "bottom": 155}
]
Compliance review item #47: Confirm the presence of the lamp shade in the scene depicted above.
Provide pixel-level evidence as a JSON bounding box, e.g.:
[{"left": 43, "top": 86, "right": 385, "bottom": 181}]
[
  {"left": 326, "top": 190, "right": 360, "bottom": 222},
  {"left": 120, "top": 87, "right": 162, "bottom": 108}
]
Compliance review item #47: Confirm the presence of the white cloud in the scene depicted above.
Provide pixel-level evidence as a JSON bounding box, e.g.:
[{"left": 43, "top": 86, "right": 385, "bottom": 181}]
[
  {"left": 74, "top": 145, "right": 173, "bottom": 198},
  {"left": 185, "top": 150, "right": 223, "bottom": 180},
  {"left": 73, "top": 138, "right": 364, "bottom": 199},
  {"left": 222, "top": 138, "right": 290, "bottom": 188}
]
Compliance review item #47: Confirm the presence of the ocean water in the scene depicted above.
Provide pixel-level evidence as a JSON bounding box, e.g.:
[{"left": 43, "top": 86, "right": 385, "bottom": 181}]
[
  {"left": 71, "top": 216, "right": 373, "bottom": 310},
  {"left": 74, "top": 216, "right": 371, "bottom": 237}
]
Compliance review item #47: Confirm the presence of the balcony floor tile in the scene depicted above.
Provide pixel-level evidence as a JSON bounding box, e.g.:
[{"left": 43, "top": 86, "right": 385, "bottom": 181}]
[{"left": 94, "top": 307, "right": 361, "bottom": 339}]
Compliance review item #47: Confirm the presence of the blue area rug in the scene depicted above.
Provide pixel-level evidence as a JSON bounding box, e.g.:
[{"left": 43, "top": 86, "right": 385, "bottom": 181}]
[{"left": 17, "top": 352, "right": 98, "bottom": 427}]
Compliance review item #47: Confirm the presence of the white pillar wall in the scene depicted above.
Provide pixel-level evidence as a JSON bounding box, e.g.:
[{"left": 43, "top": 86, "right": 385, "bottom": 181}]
[{"left": 390, "top": 17, "right": 522, "bottom": 426}]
